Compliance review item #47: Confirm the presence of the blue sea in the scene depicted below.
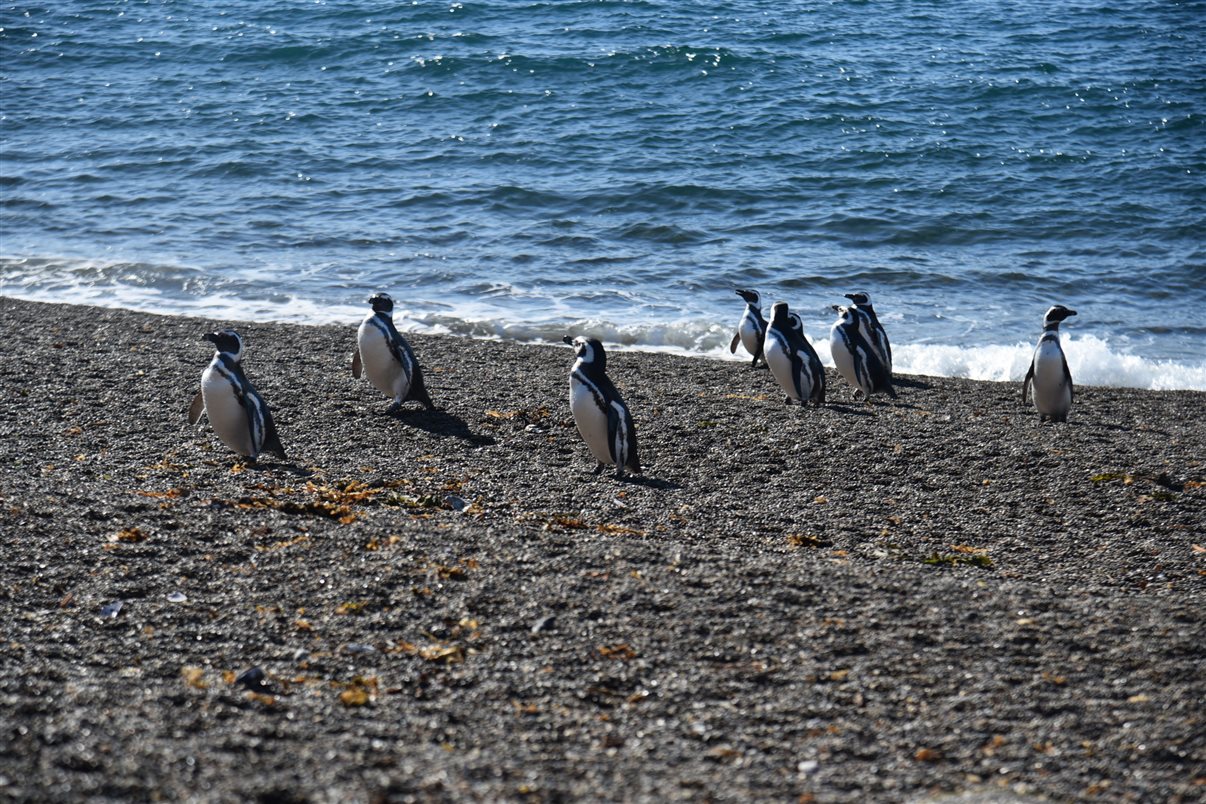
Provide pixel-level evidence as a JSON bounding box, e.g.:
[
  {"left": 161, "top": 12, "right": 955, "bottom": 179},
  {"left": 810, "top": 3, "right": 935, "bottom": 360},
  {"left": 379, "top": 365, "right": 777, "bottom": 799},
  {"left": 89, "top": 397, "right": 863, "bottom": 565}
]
[{"left": 2, "top": 1, "right": 1204, "bottom": 389}]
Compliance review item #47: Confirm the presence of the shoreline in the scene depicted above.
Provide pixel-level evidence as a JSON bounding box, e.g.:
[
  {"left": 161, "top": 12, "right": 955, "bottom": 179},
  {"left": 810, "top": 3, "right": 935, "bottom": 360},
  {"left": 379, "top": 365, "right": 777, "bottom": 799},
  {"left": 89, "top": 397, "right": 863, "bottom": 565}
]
[
  {"left": 1, "top": 296, "right": 1203, "bottom": 801},
  {"left": 3, "top": 288, "right": 1205, "bottom": 393}
]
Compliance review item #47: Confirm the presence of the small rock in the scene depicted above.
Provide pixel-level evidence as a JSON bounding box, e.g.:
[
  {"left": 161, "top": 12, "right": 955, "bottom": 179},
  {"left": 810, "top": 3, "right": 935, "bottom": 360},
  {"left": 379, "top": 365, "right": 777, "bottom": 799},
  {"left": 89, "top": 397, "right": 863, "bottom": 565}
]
[
  {"left": 166, "top": 591, "right": 188, "bottom": 603},
  {"left": 344, "top": 643, "right": 376, "bottom": 654},
  {"left": 798, "top": 760, "right": 819, "bottom": 776},
  {"left": 100, "top": 600, "right": 123, "bottom": 619},
  {"left": 235, "top": 666, "right": 269, "bottom": 691},
  {"left": 531, "top": 615, "right": 556, "bottom": 634}
]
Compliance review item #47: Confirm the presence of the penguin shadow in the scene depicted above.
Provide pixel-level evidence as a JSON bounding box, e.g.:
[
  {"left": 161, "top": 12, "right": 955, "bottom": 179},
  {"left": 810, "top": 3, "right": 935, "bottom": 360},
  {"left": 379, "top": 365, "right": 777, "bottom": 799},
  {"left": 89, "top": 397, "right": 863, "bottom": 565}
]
[
  {"left": 243, "top": 460, "right": 314, "bottom": 477},
  {"left": 892, "top": 376, "right": 932, "bottom": 390},
  {"left": 390, "top": 407, "right": 497, "bottom": 446},
  {"left": 620, "top": 473, "right": 682, "bottom": 491},
  {"left": 822, "top": 402, "right": 876, "bottom": 417}
]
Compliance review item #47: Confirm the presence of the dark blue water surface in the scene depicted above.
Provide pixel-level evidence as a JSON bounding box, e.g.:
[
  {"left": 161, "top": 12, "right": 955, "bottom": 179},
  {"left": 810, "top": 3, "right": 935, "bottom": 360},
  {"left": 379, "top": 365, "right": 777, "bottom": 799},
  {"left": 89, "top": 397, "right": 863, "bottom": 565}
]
[{"left": 2, "top": 1, "right": 1204, "bottom": 386}]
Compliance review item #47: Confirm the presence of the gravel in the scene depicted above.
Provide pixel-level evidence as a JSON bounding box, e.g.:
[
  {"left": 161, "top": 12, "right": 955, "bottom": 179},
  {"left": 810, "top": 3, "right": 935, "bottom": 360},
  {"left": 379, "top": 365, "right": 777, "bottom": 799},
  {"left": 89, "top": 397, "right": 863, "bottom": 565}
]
[{"left": 1, "top": 297, "right": 1202, "bottom": 802}]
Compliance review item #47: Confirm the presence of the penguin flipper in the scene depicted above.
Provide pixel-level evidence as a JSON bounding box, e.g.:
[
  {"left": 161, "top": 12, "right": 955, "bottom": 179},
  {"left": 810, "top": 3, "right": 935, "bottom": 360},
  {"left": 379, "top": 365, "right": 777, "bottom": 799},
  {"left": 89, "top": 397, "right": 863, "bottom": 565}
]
[
  {"left": 606, "top": 403, "right": 641, "bottom": 475},
  {"left": 729, "top": 332, "right": 740, "bottom": 354},
  {"left": 187, "top": 391, "right": 205, "bottom": 425},
  {"left": 1061, "top": 352, "right": 1074, "bottom": 403},
  {"left": 1022, "top": 360, "right": 1035, "bottom": 404},
  {"left": 405, "top": 364, "right": 437, "bottom": 411},
  {"left": 261, "top": 407, "right": 287, "bottom": 459},
  {"left": 351, "top": 347, "right": 363, "bottom": 379},
  {"left": 789, "top": 352, "right": 808, "bottom": 402}
]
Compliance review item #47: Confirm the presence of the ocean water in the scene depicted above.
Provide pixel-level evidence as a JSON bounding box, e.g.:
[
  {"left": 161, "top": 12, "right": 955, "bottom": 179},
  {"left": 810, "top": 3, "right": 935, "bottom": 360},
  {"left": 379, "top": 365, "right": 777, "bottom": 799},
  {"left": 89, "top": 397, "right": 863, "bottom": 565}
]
[{"left": 2, "top": 1, "right": 1203, "bottom": 390}]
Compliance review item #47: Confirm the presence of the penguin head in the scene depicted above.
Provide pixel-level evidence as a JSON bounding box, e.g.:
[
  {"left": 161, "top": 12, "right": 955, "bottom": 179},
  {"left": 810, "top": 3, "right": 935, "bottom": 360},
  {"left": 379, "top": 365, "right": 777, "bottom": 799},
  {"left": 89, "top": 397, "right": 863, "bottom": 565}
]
[
  {"left": 787, "top": 311, "right": 806, "bottom": 335},
  {"left": 203, "top": 329, "right": 244, "bottom": 360},
  {"left": 368, "top": 293, "right": 395, "bottom": 315},
  {"left": 563, "top": 335, "right": 606, "bottom": 369},
  {"left": 769, "top": 301, "right": 791, "bottom": 326},
  {"left": 834, "top": 305, "right": 859, "bottom": 330},
  {"left": 735, "top": 289, "right": 761, "bottom": 308},
  {"left": 1043, "top": 305, "right": 1077, "bottom": 326},
  {"left": 844, "top": 291, "right": 871, "bottom": 307}
]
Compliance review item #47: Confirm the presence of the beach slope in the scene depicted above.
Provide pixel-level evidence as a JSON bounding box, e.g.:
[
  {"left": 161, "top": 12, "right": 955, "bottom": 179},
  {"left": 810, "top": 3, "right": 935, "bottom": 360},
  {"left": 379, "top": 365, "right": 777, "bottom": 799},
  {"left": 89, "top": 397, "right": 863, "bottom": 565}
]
[{"left": 0, "top": 298, "right": 1202, "bottom": 801}]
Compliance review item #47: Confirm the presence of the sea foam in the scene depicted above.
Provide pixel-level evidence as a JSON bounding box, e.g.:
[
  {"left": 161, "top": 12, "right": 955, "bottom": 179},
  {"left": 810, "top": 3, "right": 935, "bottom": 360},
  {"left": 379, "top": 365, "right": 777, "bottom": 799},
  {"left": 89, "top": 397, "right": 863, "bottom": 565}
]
[{"left": 3, "top": 257, "right": 1203, "bottom": 392}]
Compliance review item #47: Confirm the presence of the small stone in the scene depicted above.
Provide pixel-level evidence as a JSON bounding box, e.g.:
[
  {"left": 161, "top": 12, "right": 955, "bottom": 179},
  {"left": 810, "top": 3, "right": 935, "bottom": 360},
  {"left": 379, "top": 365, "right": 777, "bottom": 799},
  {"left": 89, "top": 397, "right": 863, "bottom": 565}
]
[
  {"left": 531, "top": 615, "right": 556, "bottom": 634},
  {"left": 235, "top": 667, "right": 268, "bottom": 691},
  {"left": 100, "top": 600, "right": 123, "bottom": 619},
  {"left": 167, "top": 591, "right": 187, "bottom": 603}
]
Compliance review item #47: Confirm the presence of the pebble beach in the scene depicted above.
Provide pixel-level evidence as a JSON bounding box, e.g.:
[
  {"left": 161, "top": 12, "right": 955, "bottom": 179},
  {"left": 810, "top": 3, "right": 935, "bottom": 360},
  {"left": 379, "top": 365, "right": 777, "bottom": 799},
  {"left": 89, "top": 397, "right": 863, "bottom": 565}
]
[{"left": 0, "top": 296, "right": 1202, "bottom": 801}]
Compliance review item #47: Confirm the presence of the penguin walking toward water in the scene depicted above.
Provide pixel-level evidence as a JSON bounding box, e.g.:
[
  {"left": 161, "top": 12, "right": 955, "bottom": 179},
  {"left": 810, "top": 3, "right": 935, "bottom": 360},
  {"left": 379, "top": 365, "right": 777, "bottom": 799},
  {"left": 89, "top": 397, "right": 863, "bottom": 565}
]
[
  {"left": 563, "top": 336, "right": 641, "bottom": 479},
  {"left": 1022, "top": 305, "right": 1077, "bottom": 422},
  {"left": 188, "top": 329, "right": 286, "bottom": 462},
  {"left": 729, "top": 289, "right": 767, "bottom": 367},
  {"left": 829, "top": 305, "right": 896, "bottom": 401},
  {"left": 764, "top": 302, "right": 826, "bottom": 406},
  {"left": 351, "top": 292, "right": 435, "bottom": 413},
  {"left": 844, "top": 291, "right": 892, "bottom": 374}
]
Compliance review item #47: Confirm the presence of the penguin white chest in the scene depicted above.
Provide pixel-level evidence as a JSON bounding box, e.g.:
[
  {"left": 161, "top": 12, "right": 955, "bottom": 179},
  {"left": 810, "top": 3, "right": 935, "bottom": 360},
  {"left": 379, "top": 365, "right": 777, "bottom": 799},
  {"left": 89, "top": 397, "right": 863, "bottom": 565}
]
[
  {"left": 738, "top": 311, "right": 762, "bottom": 355},
  {"left": 1032, "top": 340, "right": 1071, "bottom": 415},
  {"left": 201, "top": 364, "right": 256, "bottom": 457},
  {"left": 357, "top": 320, "right": 409, "bottom": 399},
  {"left": 569, "top": 374, "right": 613, "bottom": 465},
  {"left": 764, "top": 332, "right": 799, "bottom": 401},
  {"left": 829, "top": 328, "right": 861, "bottom": 390}
]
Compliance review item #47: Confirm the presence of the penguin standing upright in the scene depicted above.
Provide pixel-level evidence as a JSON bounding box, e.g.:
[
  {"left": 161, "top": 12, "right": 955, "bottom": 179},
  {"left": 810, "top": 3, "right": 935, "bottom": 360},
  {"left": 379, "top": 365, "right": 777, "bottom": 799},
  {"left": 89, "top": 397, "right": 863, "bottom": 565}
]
[
  {"left": 1022, "top": 305, "right": 1077, "bottom": 422},
  {"left": 844, "top": 291, "right": 892, "bottom": 374},
  {"left": 729, "top": 289, "right": 767, "bottom": 367},
  {"left": 351, "top": 292, "right": 435, "bottom": 413},
  {"left": 562, "top": 336, "right": 641, "bottom": 479},
  {"left": 764, "top": 302, "right": 826, "bottom": 406},
  {"left": 188, "top": 329, "right": 286, "bottom": 462},
  {"left": 829, "top": 305, "right": 896, "bottom": 401}
]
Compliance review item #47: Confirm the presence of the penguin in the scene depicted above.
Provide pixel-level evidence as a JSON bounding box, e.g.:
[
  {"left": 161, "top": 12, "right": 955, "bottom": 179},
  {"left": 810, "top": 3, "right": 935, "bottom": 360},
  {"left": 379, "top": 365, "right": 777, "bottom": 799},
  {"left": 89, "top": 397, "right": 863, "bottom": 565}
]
[
  {"left": 1022, "top": 305, "right": 1077, "bottom": 423},
  {"left": 729, "top": 289, "right": 767, "bottom": 367},
  {"left": 829, "top": 305, "right": 896, "bottom": 401},
  {"left": 844, "top": 291, "right": 892, "bottom": 373},
  {"left": 188, "top": 329, "right": 286, "bottom": 462},
  {"left": 764, "top": 302, "right": 826, "bottom": 406},
  {"left": 351, "top": 292, "right": 435, "bottom": 413},
  {"left": 562, "top": 335, "right": 641, "bottom": 479}
]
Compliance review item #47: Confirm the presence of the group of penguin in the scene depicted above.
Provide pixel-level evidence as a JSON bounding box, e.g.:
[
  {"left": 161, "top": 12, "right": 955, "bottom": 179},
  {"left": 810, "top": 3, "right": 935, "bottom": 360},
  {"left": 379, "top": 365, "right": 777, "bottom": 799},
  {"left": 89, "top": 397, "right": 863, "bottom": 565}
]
[
  {"left": 187, "top": 290, "right": 1078, "bottom": 480},
  {"left": 731, "top": 289, "right": 896, "bottom": 407}
]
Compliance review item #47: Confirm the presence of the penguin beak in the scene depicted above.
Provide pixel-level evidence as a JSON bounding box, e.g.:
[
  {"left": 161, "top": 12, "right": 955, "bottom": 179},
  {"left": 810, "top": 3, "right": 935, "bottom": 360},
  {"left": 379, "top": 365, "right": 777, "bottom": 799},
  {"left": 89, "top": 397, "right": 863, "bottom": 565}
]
[
  {"left": 830, "top": 305, "right": 841, "bottom": 313},
  {"left": 843, "top": 293, "right": 856, "bottom": 302},
  {"left": 561, "top": 335, "right": 574, "bottom": 345}
]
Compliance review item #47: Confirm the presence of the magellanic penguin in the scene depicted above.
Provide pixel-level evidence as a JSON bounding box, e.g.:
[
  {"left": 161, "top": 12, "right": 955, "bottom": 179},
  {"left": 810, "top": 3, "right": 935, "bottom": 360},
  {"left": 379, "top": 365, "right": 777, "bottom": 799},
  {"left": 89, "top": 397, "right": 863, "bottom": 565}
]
[
  {"left": 764, "top": 302, "right": 826, "bottom": 406},
  {"left": 829, "top": 305, "right": 896, "bottom": 401},
  {"left": 729, "top": 289, "right": 767, "bottom": 367},
  {"left": 351, "top": 292, "right": 435, "bottom": 413},
  {"left": 563, "top": 336, "right": 641, "bottom": 479},
  {"left": 188, "top": 329, "right": 286, "bottom": 462},
  {"left": 844, "top": 291, "right": 892, "bottom": 374},
  {"left": 1022, "top": 305, "right": 1077, "bottom": 422}
]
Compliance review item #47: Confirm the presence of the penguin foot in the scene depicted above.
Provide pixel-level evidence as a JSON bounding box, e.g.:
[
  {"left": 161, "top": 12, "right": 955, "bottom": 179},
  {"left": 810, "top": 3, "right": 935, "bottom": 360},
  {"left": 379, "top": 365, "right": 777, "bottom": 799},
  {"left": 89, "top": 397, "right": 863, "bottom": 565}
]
[
  {"left": 385, "top": 401, "right": 402, "bottom": 415},
  {"left": 592, "top": 462, "right": 606, "bottom": 475}
]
